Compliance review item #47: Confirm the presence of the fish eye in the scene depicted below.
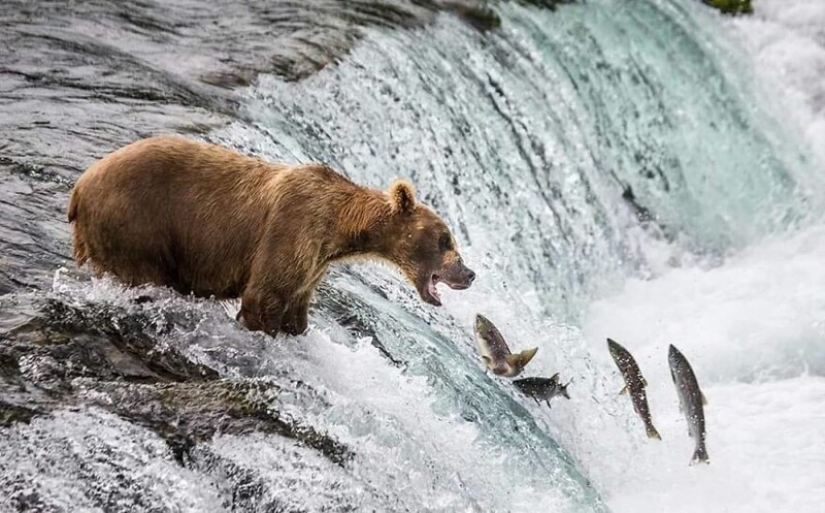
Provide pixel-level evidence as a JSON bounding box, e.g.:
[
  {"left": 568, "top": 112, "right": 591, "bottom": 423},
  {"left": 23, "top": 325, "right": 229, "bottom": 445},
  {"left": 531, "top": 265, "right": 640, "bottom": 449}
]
[{"left": 438, "top": 233, "right": 452, "bottom": 252}]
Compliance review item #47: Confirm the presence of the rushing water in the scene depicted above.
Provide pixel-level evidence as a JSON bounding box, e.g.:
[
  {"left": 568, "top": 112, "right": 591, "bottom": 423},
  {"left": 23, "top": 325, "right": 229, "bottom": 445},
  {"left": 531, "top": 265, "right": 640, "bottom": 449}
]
[{"left": 2, "top": 0, "right": 824, "bottom": 512}]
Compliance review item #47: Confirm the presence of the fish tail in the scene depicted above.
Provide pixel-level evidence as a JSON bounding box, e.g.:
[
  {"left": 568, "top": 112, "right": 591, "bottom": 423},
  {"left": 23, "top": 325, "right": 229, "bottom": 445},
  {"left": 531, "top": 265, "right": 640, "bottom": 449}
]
[
  {"left": 646, "top": 425, "right": 662, "bottom": 441},
  {"left": 690, "top": 445, "right": 710, "bottom": 465},
  {"left": 519, "top": 347, "right": 539, "bottom": 365},
  {"left": 506, "top": 347, "right": 538, "bottom": 368}
]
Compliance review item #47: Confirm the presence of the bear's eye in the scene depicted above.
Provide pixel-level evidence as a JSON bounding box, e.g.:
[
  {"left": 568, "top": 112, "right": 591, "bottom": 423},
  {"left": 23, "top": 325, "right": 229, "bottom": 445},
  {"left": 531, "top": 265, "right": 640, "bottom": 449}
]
[{"left": 438, "top": 233, "right": 453, "bottom": 252}]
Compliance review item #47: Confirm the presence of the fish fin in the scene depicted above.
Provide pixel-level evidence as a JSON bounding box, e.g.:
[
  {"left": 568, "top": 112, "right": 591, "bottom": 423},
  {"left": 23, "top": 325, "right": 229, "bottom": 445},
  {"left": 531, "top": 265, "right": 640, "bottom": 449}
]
[
  {"left": 646, "top": 426, "right": 662, "bottom": 441},
  {"left": 701, "top": 392, "right": 708, "bottom": 405},
  {"left": 561, "top": 386, "right": 570, "bottom": 400},
  {"left": 482, "top": 355, "right": 492, "bottom": 367},
  {"left": 619, "top": 385, "right": 628, "bottom": 395},
  {"left": 690, "top": 446, "right": 710, "bottom": 466},
  {"left": 545, "top": 399, "right": 552, "bottom": 409},
  {"left": 507, "top": 347, "right": 538, "bottom": 368},
  {"left": 533, "top": 397, "right": 541, "bottom": 406},
  {"left": 549, "top": 372, "right": 560, "bottom": 382}
]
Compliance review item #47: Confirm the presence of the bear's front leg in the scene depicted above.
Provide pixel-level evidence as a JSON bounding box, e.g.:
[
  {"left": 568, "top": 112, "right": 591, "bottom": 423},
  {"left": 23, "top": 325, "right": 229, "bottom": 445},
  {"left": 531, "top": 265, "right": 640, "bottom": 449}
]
[
  {"left": 239, "top": 288, "right": 288, "bottom": 337},
  {"left": 280, "top": 292, "right": 312, "bottom": 336},
  {"left": 244, "top": 229, "right": 318, "bottom": 338}
]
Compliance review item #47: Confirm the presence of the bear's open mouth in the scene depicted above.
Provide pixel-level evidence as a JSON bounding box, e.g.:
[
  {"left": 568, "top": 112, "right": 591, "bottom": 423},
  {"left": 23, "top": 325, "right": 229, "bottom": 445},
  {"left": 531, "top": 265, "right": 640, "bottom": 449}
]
[
  {"left": 421, "top": 274, "right": 472, "bottom": 306},
  {"left": 425, "top": 274, "right": 443, "bottom": 306}
]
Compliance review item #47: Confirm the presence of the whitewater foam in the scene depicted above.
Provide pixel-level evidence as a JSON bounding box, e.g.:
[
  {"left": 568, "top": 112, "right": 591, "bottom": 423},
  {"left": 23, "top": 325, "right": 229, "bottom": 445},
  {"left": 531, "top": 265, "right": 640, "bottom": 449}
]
[
  {"left": 575, "top": 224, "right": 825, "bottom": 512},
  {"left": 727, "top": 0, "right": 825, "bottom": 174}
]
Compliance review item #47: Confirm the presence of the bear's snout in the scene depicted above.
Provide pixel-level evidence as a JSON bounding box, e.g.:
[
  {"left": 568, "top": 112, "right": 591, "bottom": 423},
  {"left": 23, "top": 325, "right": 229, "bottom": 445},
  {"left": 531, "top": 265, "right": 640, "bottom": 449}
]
[
  {"left": 440, "top": 259, "right": 475, "bottom": 291},
  {"left": 416, "top": 257, "right": 475, "bottom": 307}
]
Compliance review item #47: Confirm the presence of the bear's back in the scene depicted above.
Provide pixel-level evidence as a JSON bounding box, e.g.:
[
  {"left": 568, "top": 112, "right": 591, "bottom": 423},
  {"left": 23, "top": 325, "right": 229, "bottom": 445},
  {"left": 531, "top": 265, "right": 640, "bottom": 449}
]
[
  {"left": 78, "top": 136, "right": 284, "bottom": 194},
  {"left": 70, "top": 136, "right": 292, "bottom": 297},
  {"left": 69, "top": 135, "right": 369, "bottom": 299}
]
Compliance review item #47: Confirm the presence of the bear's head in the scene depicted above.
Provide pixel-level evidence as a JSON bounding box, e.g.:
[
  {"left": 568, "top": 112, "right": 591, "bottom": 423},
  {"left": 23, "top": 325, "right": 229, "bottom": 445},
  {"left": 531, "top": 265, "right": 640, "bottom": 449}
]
[{"left": 382, "top": 180, "right": 476, "bottom": 306}]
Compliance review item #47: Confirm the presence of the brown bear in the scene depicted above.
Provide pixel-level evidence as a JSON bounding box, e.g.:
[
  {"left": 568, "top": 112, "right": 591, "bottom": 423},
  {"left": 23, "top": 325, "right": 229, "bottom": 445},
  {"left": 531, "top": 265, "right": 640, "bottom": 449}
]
[{"left": 67, "top": 135, "right": 475, "bottom": 336}]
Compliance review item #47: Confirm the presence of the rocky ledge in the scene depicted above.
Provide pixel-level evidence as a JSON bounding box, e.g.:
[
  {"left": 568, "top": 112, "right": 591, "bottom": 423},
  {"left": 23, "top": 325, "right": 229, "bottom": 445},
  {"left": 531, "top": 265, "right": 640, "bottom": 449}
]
[{"left": 0, "top": 295, "right": 351, "bottom": 467}]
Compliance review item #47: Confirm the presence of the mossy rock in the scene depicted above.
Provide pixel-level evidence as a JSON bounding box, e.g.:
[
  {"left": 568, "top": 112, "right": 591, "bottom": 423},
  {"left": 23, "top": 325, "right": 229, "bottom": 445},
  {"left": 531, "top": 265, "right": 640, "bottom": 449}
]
[{"left": 703, "top": 0, "right": 753, "bottom": 15}]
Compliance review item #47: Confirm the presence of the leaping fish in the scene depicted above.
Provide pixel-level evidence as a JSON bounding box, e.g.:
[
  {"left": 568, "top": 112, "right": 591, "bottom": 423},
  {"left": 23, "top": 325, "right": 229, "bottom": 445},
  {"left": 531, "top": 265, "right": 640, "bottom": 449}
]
[
  {"left": 668, "top": 344, "right": 709, "bottom": 465},
  {"left": 513, "top": 373, "right": 572, "bottom": 408},
  {"left": 474, "top": 314, "right": 538, "bottom": 378},
  {"left": 607, "top": 338, "right": 661, "bottom": 440}
]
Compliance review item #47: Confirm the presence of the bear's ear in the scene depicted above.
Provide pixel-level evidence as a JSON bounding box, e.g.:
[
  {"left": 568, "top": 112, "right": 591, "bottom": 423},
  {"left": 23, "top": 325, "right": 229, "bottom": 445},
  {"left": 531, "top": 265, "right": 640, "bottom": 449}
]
[{"left": 388, "top": 179, "right": 416, "bottom": 214}]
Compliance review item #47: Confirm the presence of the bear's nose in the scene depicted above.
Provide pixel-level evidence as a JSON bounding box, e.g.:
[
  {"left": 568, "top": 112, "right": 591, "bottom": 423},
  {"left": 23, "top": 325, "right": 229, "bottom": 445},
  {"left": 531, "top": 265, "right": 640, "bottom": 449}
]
[{"left": 467, "top": 269, "right": 476, "bottom": 283}]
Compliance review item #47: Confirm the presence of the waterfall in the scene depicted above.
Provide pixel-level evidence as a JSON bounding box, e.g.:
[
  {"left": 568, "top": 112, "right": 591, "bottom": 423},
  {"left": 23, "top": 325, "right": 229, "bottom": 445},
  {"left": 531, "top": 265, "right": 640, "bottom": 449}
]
[{"left": 3, "top": 0, "right": 823, "bottom": 511}]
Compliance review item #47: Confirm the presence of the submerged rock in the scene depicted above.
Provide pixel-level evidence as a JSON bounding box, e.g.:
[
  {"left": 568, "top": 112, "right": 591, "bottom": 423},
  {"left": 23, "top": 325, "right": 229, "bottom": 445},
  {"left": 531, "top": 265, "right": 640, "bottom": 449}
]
[
  {"left": 316, "top": 279, "right": 409, "bottom": 369},
  {"left": 439, "top": 1, "right": 502, "bottom": 31},
  {"left": 512, "top": 0, "right": 578, "bottom": 12}
]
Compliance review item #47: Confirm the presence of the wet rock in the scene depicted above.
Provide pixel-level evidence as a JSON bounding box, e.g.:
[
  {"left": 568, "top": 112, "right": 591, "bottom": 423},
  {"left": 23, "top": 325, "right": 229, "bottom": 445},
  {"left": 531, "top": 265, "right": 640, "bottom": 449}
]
[
  {"left": 0, "top": 294, "right": 351, "bottom": 469},
  {"left": 4, "top": 298, "right": 219, "bottom": 385},
  {"left": 512, "top": 0, "right": 577, "bottom": 12},
  {"left": 0, "top": 401, "right": 38, "bottom": 427},
  {"left": 440, "top": 1, "right": 502, "bottom": 31},
  {"left": 83, "top": 379, "right": 352, "bottom": 467}
]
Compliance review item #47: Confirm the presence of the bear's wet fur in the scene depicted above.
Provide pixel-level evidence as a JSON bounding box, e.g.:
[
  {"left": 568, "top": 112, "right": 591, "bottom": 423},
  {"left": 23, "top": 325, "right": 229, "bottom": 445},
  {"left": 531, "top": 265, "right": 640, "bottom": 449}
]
[{"left": 68, "top": 136, "right": 475, "bottom": 336}]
